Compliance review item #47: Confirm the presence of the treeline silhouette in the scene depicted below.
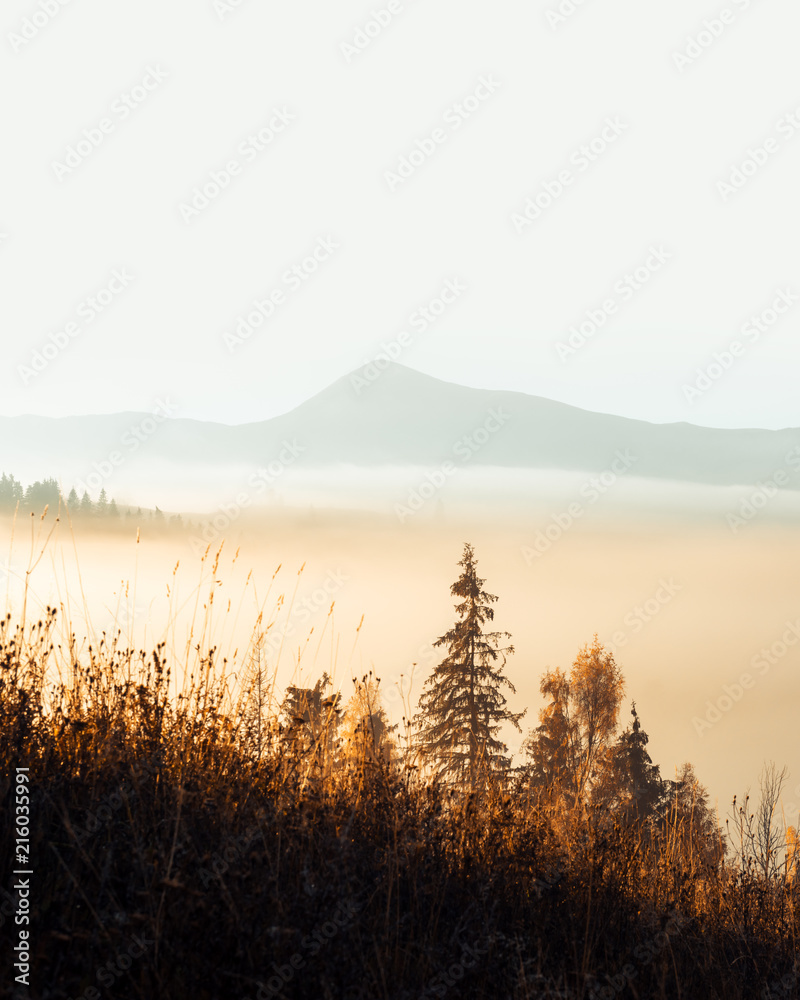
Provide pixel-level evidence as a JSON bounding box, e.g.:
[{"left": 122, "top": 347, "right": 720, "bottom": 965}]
[
  {"left": 0, "top": 544, "right": 798, "bottom": 998},
  {"left": 0, "top": 472, "right": 183, "bottom": 527}
]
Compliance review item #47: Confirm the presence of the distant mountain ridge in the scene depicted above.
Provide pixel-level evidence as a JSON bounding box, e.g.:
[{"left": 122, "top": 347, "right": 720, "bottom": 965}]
[{"left": 1, "top": 363, "right": 799, "bottom": 491}]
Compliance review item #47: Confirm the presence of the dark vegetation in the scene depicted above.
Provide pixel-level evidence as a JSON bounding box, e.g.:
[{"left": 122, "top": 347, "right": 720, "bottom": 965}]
[
  {"left": 1, "top": 474, "right": 121, "bottom": 520},
  {"left": 1, "top": 542, "right": 798, "bottom": 999},
  {"left": 0, "top": 472, "right": 185, "bottom": 529}
]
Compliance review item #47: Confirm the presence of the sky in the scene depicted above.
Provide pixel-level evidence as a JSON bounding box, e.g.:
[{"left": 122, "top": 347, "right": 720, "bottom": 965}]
[{"left": 1, "top": 0, "right": 799, "bottom": 429}]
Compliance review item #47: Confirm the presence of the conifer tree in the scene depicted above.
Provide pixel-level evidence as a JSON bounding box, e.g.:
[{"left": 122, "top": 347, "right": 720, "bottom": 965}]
[
  {"left": 240, "top": 635, "right": 274, "bottom": 763},
  {"left": 521, "top": 637, "right": 624, "bottom": 805},
  {"left": 594, "top": 702, "right": 666, "bottom": 819},
  {"left": 281, "top": 672, "right": 341, "bottom": 776},
  {"left": 23, "top": 477, "right": 61, "bottom": 515},
  {"left": 662, "top": 761, "right": 724, "bottom": 871},
  {"left": 0, "top": 473, "right": 23, "bottom": 512},
  {"left": 414, "top": 543, "right": 524, "bottom": 791},
  {"left": 520, "top": 667, "right": 573, "bottom": 796}
]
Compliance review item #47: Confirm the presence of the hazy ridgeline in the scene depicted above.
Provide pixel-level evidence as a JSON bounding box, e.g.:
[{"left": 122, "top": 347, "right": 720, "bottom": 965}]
[{"left": 1, "top": 497, "right": 799, "bottom": 997}]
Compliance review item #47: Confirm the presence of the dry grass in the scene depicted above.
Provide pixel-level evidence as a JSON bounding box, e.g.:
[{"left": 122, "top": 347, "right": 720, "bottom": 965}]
[{"left": 0, "top": 532, "right": 798, "bottom": 999}]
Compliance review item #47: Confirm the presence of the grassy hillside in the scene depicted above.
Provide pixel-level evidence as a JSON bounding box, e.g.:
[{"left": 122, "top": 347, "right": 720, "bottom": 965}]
[{"left": 1, "top": 589, "right": 798, "bottom": 1000}]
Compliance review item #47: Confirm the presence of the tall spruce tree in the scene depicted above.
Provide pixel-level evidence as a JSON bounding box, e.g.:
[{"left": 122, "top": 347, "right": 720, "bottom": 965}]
[
  {"left": 612, "top": 702, "right": 666, "bottom": 818},
  {"left": 591, "top": 701, "right": 666, "bottom": 819},
  {"left": 414, "top": 543, "right": 525, "bottom": 791}
]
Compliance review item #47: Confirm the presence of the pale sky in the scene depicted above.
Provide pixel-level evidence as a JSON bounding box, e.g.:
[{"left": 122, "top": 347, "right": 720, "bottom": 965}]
[{"left": 2, "top": 0, "right": 799, "bottom": 429}]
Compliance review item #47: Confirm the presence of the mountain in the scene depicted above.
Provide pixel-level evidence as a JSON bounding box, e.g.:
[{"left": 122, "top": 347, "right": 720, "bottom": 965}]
[{"left": 1, "top": 363, "right": 798, "bottom": 491}]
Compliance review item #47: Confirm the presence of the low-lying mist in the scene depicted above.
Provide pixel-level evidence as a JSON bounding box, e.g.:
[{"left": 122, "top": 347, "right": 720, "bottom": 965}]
[{"left": 3, "top": 470, "right": 799, "bottom": 825}]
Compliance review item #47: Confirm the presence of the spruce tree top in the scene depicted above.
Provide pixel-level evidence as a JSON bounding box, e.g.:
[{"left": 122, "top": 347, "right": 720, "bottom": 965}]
[{"left": 415, "top": 543, "right": 524, "bottom": 791}]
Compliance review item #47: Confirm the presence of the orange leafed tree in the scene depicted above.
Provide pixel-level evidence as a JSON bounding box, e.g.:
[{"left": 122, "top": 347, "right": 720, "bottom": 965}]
[
  {"left": 522, "top": 635, "right": 624, "bottom": 804},
  {"left": 340, "top": 672, "right": 398, "bottom": 769},
  {"left": 570, "top": 635, "right": 626, "bottom": 798}
]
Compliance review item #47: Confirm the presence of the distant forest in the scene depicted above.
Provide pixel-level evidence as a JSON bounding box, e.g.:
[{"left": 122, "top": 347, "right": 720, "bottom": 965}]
[{"left": 0, "top": 472, "right": 181, "bottom": 525}]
